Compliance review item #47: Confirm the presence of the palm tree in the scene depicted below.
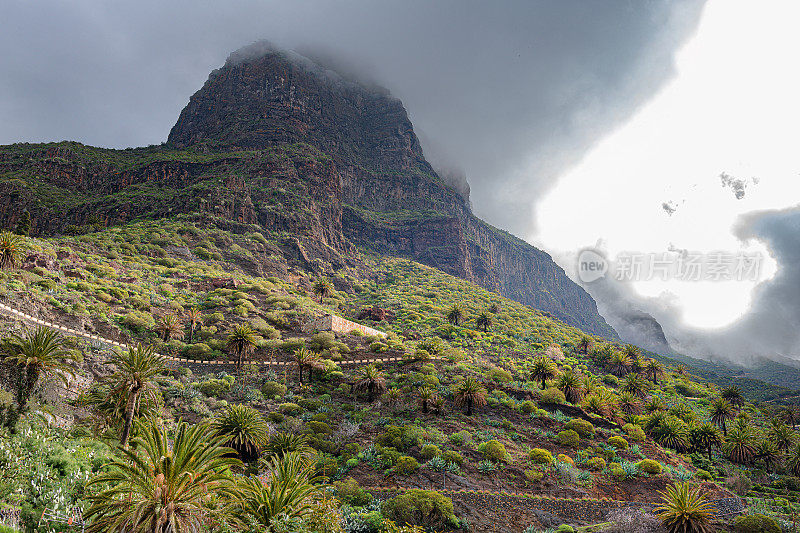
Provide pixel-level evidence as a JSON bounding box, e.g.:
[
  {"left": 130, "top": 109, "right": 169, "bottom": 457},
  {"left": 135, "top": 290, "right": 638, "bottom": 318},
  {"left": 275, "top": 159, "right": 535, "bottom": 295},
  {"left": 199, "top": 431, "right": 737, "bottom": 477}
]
[
  {"left": 264, "top": 432, "right": 315, "bottom": 462},
  {"left": 675, "top": 364, "right": 688, "bottom": 377},
  {"left": 787, "top": 443, "right": 800, "bottom": 477},
  {"left": 239, "top": 452, "right": 320, "bottom": 528},
  {"left": 767, "top": 420, "right": 794, "bottom": 451},
  {"left": 781, "top": 406, "right": 800, "bottom": 428},
  {"left": 79, "top": 381, "right": 161, "bottom": 436},
  {"left": 721, "top": 386, "right": 745, "bottom": 408},
  {"left": 653, "top": 416, "right": 690, "bottom": 452},
  {"left": 529, "top": 355, "right": 557, "bottom": 390},
  {"left": 154, "top": 314, "right": 184, "bottom": 342},
  {"left": 644, "top": 359, "right": 664, "bottom": 384},
  {"left": 655, "top": 482, "right": 716, "bottom": 533},
  {"left": 618, "top": 391, "right": 642, "bottom": 415},
  {"left": 382, "top": 387, "right": 403, "bottom": 411},
  {"left": 107, "top": 344, "right": 166, "bottom": 447},
  {"left": 312, "top": 278, "right": 334, "bottom": 301},
  {"left": 185, "top": 307, "right": 202, "bottom": 343},
  {"left": 582, "top": 392, "right": 614, "bottom": 417},
  {"left": 85, "top": 419, "right": 240, "bottom": 533},
  {"left": 455, "top": 376, "right": 487, "bottom": 416},
  {"left": 621, "top": 373, "right": 648, "bottom": 398},
  {"left": 607, "top": 351, "right": 632, "bottom": 377},
  {"left": 576, "top": 335, "right": 593, "bottom": 355},
  {"left": 645, "top": 396, "right": 666, "bottom": 413},
  {"left": 3, "top": 326, "right": 75, "bottom": 414},
  {"left": 623, "top": 343, "right": 641, "bottom": 361},
  {"left": 353, "top": 364, "right": 386, "bottom": 402},
  {"left": 475, "top": 312, "right": 492, "bottom": 332},
  {"left": 293, "top": 348, "right": 321, "bottom": 385},
  {"left": 755, "top": 439, "right": 780, "bottom": 472},
  {"left": 709, "top": 397, "right": 734, "bottom": 436},
  {"left": 690, "top": 422, "right": 722, "bottom": 461},
  {"left": 590, "top": 344, "right": 614, "bottom": 367},
  {"left": 724, "top": 427, "right": 756, "bottom": 464},
  {"left": 555, "top": 369, "right": 584, "bottom": 404},
  {"left": 445, "top": 304, "right": 464, "bottom": 326},
  {"left": 0, "top": 231, "right": 27, "bottom": 270},
  {"left": 227, "top": 324, "right": 257, "bottom": 371},
  {"left": 212, "top": 404, "right": 270, "bottom": 462},
  {"left": 417, "top": 386, "right": 436, "bottom": 414}
]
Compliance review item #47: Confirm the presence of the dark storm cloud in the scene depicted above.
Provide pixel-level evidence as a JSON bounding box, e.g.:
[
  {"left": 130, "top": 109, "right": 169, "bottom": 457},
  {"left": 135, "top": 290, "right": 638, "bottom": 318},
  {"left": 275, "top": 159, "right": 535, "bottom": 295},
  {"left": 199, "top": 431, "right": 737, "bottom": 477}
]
[{"left": 0, "top": 0, "right": 705, "bottom": 236}]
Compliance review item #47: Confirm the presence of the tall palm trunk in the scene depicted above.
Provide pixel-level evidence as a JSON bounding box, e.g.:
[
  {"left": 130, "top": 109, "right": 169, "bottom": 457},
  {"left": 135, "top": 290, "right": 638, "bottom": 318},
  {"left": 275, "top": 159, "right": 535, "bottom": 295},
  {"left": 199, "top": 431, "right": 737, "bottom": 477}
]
[
  {"left": 188, "top": 324, "right": 195, "bottom": 343},
  {"left": 17, "top": 365, "right": 41, "bottom": 411},
  {"left": 466, "top": 398, "right": 473, "bottom": 416},
  {"left": 120, "top": 387, "right": 141, "bottom": 447},
  {"left": 298, "top": 364, "right": 304, "bottom": 385}
]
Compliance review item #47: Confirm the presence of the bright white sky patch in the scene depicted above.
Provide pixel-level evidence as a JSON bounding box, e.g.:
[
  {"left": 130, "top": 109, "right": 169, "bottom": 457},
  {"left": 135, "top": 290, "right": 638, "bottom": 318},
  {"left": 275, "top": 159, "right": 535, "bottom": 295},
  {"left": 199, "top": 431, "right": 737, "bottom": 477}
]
[{"left": 534, "top": 0, "right": 800, "bottom": 329}]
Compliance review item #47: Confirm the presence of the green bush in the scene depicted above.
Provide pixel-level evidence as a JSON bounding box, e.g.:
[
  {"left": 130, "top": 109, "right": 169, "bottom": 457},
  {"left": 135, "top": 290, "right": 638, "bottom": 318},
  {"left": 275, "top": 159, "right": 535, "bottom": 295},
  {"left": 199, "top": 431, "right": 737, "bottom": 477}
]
[
  {"left": 529, "top": 448, "right": 554, "bottom": 465},
  {"left": 441, "top": 450, "right": 464, "bottom": 466},
  {"left": 196, "top": 378, "right": 231, "bottom": 398},
  {"left": 479, "top": 440, "right": 507, "bottom": 462},
  {"left": 608, "top": 436, "right": 629, "bottom": 450},
  {"left": 449, "top": 430, "right": 471, "bottom": 446},
  {"left": 333, "top": 477, "right": 373, "bottom": 507},
  {"left": 183, "top": 343, "right": 212, "bottom": 359},
  {"left": 307, "top": 421, "right": 332, "bottom": 435},
  {"left": 565, "top": 419, "right": 595, "bottom": 438},
  {"left": 636, "top": 459, "right": 662, "bottom": 474},
  {"left": 382, "top": 489, "right": 459, "bottom": 530},
  {"left": 298, "top": 398, "right": 321, "bottom": 411},
  {"left": 696, "top": 469, "right": 712, "bottom": 481},
  {"left": 519, "top": 400, "right": 536, "bottom": 414},
  {"left": 539, "top": 387, "right": 566, "bottom": 405},
  {"left": 278, "top": 403, "right": 303, "bottom": 416},
  {"left": 557, "top": 526, "right": 575, "bottom": 533},
  {"left": 732, "top": 514, "right": 780, "bottom": 533},
  {"left": 267, "top": 411, "right": 284, "bottom": 423},
  {"left": 420, "top": 444, "right": 441, "bottom": 461},
  {"left": 623, "top": 423, "right": 646, "bottom": 442},
  {"left": 261, "top": 381, "right": 286, "bottom": 399},
  {"left": 587, "top": 457, "right": 606, "bottom": 471},
  {"left": 120, "top": 310, "right": 154, "bottom": 331},
  {"left": 395, "top": 455, "right": 420, "bottom": 474},
  {"left": 557, "top": 429, "right": 580, "bottom": 448}
]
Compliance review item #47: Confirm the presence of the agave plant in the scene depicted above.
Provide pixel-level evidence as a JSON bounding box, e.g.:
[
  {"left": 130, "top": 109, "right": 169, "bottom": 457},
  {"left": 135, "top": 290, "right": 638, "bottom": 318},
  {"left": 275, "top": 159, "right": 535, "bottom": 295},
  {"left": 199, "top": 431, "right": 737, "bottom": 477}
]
[
  {"left": 212, "top": 404, "right": 270, "bottom": 462},
  {"left": 239, "top": 452, "right": 320, "bottom": 528},
  {"left": 655, "top": 482, "right": 716, "bottom": 533},
  {"left": 85, "top": 419, "right": 241, "bottom": 532}
]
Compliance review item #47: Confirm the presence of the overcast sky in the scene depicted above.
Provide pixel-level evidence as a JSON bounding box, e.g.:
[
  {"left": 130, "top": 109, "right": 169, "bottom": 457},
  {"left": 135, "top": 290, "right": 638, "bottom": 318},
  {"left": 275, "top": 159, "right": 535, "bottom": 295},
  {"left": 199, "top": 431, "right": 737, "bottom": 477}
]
[{"left": 7, "top": 0, "right": 800, "bottom": 363}]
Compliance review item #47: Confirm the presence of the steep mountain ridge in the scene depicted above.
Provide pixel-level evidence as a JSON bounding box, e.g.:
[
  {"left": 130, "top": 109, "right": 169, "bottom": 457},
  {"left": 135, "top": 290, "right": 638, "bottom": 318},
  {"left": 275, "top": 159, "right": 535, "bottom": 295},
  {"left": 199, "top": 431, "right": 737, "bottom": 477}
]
[{"left": 0, "top": 42, "right": 616, "bottom": 338}]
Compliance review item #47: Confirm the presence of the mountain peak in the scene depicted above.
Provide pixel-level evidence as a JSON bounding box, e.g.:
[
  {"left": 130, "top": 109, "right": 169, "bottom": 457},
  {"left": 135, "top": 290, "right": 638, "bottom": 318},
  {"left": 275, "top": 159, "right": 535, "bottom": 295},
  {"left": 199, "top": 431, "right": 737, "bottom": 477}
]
[{"left": 168, "top": 42, "right": 426, "bottom": 173}]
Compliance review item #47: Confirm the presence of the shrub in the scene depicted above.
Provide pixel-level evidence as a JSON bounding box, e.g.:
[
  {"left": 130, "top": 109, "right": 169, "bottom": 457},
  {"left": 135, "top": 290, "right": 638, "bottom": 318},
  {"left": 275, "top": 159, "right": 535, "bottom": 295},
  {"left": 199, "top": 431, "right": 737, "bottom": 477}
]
[
  {"left": 395, "top": 455, "right": 420, "bottom": 474},
  {"left": 420, "top": 444, "right": 441, "bottom": 461},
  {"left": 539, "top": 387, "right": 566, "bottom": 405},
  {"left": 637, "top": 459, "right": 663, "bottom": 474},
  {"left": 624, "top": 423, "right": 646, "bottom": 442},
  {"left": 298, "top": 398, "right": 321, "bottom": 411},
  {"left": 261, "top": 381, "right": 286, "bottom": 399},
  {"left": 307, "top": 421, "right": 332, "bottom": 435},
  {"left": 557, "top": 454, "right": 574, "bottom": 465},
  {"left": 267, "top": 412, "right": 284, "bottom": 423},
  {"left": 480, "top": 440, "right": 507, "bottom": 462},
  {"left": 587, "top": 457, "right": 606, "bottom": 471},
  {"left": 382, "top": 489, "right": 459, "bottom": 530},
  {"left": 334, "top": 477, "right": 373, "bottom": 507},
  {"left": 557, "top": 526, "right": 575, "bottom": 533},
  {"left": 183, "top": 343, "right": 212, "bottom": 359},
  {"left": 308, "top": 332, "right": 336, "bottom": 351},
  {"left": 278, "top": 403, "right": 303, "bottom": 416},
  {"left": 121, "top": 310, "right": 155, "bottom": 331},
  {"left": 557, "top": 429, "right": 580, "bottom": 448},
  {"left": 565, "top": 419, "right": 595, "bottom": 438},
  {"left": 732, "top": 514, "right": 780, "bottom": 533},
  {"left": 608, "top": 436, "right": 629, "bottom": 450},
  {"left": 520, "top": 400, "right": 536, "bottom": 414},
  {"left": 441, "top": 450, "right": 464, "bottom": 466},
  {"left": 449, "top": 430, "right": 471, "bottom": 446},
  {"left": 196, "top": 378, "right": 231, "bottom": 398},
  {"left": 529, "top": 448, "right": 554, "bottom": 465},
  {"left": 695, "top": 469, "right": 712, "bottom": 481},
  {"left": 524, "top": 469, "right": 544, "bottom": 483}
]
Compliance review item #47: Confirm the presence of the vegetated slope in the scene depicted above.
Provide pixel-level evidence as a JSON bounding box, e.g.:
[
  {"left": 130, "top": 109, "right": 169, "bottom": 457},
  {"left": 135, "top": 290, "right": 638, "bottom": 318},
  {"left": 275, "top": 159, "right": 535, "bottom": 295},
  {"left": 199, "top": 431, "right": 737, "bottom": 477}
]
[
  {"left": 0, "top": 40, "right": 616, "bottom": 339},
  {"left": 1, "top": 221, "right": 744, "bottom": 528}
]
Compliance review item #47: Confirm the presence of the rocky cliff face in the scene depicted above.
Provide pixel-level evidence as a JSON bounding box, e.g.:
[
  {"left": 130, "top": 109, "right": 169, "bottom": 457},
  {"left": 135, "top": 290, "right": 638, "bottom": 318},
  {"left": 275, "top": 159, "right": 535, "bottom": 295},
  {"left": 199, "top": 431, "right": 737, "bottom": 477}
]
[
  {"left": 169, "top": 42, "right": 615, "bottom": 337},
  {"left": 1, "top": 42, "right": 616, "bottom": 338}
]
